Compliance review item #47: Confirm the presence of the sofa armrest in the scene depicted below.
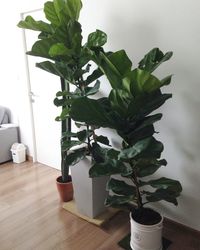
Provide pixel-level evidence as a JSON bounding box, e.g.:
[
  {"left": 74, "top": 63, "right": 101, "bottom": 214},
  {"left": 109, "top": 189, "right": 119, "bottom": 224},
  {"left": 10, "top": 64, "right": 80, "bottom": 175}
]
[{"left": 0, "top": 126, "right": 19, "bottom": 163}]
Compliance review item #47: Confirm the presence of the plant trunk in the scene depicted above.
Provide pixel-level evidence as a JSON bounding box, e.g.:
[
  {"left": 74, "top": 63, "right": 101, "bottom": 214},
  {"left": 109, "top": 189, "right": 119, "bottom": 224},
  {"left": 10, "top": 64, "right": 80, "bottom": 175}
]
[{"left": 60, "top": 77, "right": 71, "bottom": 182}]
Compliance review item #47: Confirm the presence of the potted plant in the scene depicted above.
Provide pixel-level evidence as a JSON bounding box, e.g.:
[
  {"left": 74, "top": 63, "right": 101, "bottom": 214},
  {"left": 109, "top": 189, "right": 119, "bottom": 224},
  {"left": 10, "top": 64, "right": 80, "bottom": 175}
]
[
  {"left": 17, "top": 0, "right": 109, "bottom": 204},
  {"left": 69, "top": 48, "right": 182, "bottom": 249}
]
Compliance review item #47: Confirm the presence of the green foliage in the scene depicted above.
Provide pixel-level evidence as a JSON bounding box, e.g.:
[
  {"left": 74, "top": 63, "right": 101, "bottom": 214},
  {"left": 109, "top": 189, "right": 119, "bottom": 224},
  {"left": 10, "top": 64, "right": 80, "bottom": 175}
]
[
  {"left": 70, "top": 47, "right": 182, "bottom": 210},
  {"left": 17, "top": 0, "right": 109, "bottom": 182}
]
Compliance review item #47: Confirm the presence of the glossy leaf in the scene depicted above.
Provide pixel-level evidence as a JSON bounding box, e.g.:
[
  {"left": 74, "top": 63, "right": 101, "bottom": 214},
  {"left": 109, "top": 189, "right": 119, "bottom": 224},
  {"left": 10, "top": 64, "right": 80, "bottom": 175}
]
[
  {"left": 127, "top": 90, "right": 172, "bottom": 119},
  {"left": 141, "top": 177, "right": 182, "bottom": 193},
  {"left": 160, "top": 75, "right": 173, "bottom": 87},
  {"left": 27, "top": 38, "right": 56, "bottom": 59},
  {"left": 138, "top": 48, "right": 173, "bottom": 73},
  {"left": 136, "top": 159, "right": 167, "bottom": 177},
  {"left": 49, "top": 43, "right": 72, "bottom": 57},
  {"left": 119, "top": 137, "right": 163, "bottom": 160},
  {"left": 62, "top": 140, "right": 83, "bottom": 150},
  {"left": 145, "top": 188, "right": 179, "bottom": 206},
  {"left": 127, "top": 69, "right": 163, "bottom": 96},
  {"left": 17, "top": 16, "right": 53, "bottom": 33},
  {"left": 65, "top": 0, "right": 82, "bottom": 20},
  {"left": 89, "top": 160, "right": 132, "bottom": 177},
  {"left": 84, "top": 80, "right": 100, "bottom": 96},
  {"left": 87, "top": 29, "right": 107, "bottom": 47},
  {"left": 96, "top": 135, "right": 110, "bottom": 146},
  {"left": 107, "top": 178, "right": 136, "bottom": 196},
  {"left": 65, "top": 148, "right": 86, "bottom": 165},
  {"left": 44, "top": 1, "right": 60, "bottom": 26},
  {"left": 105, "top": 194, "right": 133, "bottom": 207},
  {"left": 70, "top": 97, "right": 113, "bottom": 128},
  {"left": 86, "top": 68, "right": 103, "bottom": 85}
]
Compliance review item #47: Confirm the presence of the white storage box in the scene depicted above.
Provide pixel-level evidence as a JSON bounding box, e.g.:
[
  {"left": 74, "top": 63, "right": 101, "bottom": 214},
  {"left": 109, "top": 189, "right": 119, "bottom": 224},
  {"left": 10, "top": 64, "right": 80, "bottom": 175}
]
[{"left": 11, "top": 143, "right": 26, "bottom": 163}]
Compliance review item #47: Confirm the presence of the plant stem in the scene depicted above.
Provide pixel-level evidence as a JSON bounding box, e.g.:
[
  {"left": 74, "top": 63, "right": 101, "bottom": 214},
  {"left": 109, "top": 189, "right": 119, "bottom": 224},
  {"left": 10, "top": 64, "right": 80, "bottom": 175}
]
[
  {"left": 131, "top": 173, "right": 143, "bottom": 209},
  {"left": 60, "top": 77, "right": 71, "bottom": 182}
]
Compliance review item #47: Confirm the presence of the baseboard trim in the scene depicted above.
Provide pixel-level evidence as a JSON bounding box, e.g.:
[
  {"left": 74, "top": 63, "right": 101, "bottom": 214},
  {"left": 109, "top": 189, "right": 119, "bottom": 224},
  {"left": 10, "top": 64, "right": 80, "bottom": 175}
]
[{"left": 164, "top": 217, "right": 200, "bottom": 236}]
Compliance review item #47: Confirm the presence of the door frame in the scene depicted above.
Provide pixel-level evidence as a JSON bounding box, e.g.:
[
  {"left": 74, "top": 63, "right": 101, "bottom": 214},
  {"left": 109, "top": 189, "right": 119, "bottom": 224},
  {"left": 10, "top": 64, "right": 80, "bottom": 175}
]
[{"left": 20, "top": 8, "right": 43, "bottom": 162}]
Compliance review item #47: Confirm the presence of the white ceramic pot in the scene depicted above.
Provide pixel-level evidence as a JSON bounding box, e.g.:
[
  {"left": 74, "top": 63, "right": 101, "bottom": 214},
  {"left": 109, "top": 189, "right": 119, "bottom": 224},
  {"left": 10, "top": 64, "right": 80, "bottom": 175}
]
[
  {"left": 130, "top": 210, "right": 163, "bottom": 250},
  {"left": 70, "top": 156, "right": 109, "bottom": 218}
]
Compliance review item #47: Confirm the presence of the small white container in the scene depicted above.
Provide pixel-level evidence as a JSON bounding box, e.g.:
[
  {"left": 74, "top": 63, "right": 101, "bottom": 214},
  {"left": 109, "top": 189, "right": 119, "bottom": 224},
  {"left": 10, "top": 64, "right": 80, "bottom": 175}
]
[
  {"left": 130, "top": 211, "right": 163, "bottom": 250},
  {"left": 11, "top": 143, "right": 26, "bottom": 163}
]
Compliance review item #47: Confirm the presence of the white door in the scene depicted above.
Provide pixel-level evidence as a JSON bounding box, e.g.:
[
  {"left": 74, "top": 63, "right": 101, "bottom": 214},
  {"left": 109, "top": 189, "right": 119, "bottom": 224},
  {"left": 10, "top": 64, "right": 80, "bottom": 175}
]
[{"left": 23, "top": 9, "right": 61, "bottom": 169}]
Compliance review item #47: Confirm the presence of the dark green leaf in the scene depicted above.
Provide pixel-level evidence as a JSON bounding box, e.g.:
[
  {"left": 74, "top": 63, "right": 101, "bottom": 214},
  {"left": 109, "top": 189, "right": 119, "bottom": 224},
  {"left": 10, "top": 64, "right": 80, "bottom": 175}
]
[
  {"left": 62, "top": 140, "right": 83, "bottom": 150},
  {"left": 138, "top": 48, "right": 173, "bottom": 73},
  {"left": 17, "top": 15, "right": 53, "bottom": 33},
  {"left": 65, "top": 148, "right": 86, "bottom": 165},
  {"left": 127, "top": 90, "right": 172, "bottom": 119},
  {"left": 87, "top": 29, "right": 107, "bottom": 47},
  {"left": 127, "top": 69, "right": 163, "bottom": 96},
  {"left": 160, "top": 75, "right": 173, "bottom": 87},
  {"left": 89, "top": 160, "right": 132, "bottom": 177},
  {"left": 145, "top": 188, "right": 179, "bottom": 206},
  {"left": 77, "top": 130, "right": 92, "bottom": 142},
  {"left": 49, "top": 43, "right": 72, "bottom": 57},
  {"left": 84, "top": 80, "right": 100, "bottom": 96},
  {"left": 70, "top": 97, "right": 114, "bottom": 128},
  {"left": 65, "top": 0, "right": 82, "bottom": 20},
  {"left": 55, "top": 107, "right": 69, "bottom": 121},
  {"left": 136, "top": 159, "right": 167, "bottom": 177},
  {"left": 96, "top": 135, "right": 110, "bottom": 146},
  {"left": 105, "top": 194, "right": 134, "bottom": 207},
  {"left": 44, "top": 1, "right": 60, "bottom": 26},
  {"left": 107, "top": 178, "right": 136, "bottom": 196},
  {"left": 27, "top": 38, "right": 57, "bottom": 59},
  {"left": 141, "top": 177, "right": 182, "bottom": 193},
  {"left": 86, "top": 68, "right": 103, "bottom": 85}
]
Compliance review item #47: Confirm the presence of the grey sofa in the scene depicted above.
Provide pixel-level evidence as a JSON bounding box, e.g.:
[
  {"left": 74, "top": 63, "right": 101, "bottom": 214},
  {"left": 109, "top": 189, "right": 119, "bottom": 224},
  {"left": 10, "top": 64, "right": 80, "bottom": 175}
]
[{"left": 0, "top": 106, "right": 19, "bottom": 163}]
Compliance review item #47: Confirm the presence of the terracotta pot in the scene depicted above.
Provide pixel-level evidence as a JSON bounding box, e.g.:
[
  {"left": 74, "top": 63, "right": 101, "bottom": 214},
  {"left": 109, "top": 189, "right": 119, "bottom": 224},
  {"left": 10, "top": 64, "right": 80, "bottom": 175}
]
[{"left": 56, "top": 176, "right": 73, "bottom": 202}]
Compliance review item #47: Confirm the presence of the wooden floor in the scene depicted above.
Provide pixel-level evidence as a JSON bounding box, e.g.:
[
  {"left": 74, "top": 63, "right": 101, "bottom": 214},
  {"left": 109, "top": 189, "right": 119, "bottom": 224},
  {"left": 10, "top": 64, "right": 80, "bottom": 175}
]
[{"left": 0, "top": 161, "right": 199, "bottom": 250}]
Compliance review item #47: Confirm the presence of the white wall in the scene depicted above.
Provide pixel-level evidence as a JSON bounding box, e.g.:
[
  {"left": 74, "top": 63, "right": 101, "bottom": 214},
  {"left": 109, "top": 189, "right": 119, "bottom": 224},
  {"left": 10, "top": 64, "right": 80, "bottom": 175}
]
[{"left": 0, "top": 0, "right": 199, "bottom": 230}]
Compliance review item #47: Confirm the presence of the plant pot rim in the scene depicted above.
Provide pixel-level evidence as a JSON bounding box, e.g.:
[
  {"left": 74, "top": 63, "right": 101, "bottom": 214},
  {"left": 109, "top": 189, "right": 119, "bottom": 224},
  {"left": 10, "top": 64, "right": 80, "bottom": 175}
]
[
  {"left": 56, "top": 175, "right": 72, "bottom": 185},
  {"left": 130, "top": 208, "right": 163, "bottom": 228}
]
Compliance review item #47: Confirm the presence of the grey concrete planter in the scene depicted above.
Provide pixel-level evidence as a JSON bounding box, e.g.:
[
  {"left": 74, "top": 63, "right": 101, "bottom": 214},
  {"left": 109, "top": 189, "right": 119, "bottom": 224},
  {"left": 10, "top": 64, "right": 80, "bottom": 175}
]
[{"left": 70, "top": 156, "right": 109, "bottom": 218}]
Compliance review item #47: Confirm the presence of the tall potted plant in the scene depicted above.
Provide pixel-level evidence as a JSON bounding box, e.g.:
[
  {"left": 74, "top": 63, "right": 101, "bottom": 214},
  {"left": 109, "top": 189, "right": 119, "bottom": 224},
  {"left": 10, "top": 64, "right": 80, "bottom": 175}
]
[
  {"left": 17, "top": 0, "right": 109, "bottom": 204},
  {"left": 69, "top": 48, "right": 182, "bottom": 249}
]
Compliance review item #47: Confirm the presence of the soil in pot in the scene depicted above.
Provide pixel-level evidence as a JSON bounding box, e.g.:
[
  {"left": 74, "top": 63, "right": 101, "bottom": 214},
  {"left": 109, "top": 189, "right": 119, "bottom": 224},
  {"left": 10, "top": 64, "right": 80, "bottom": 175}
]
[
  {"left": 56, "top": 175, "right": 73, "bottom": 202},
  {"left": 131, "top": 207, "right": 162, "bottom": 225}
]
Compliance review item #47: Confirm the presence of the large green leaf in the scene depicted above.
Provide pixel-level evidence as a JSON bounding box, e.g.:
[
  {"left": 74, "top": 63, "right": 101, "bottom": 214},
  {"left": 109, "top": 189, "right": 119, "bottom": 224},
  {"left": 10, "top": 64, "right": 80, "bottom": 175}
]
[
  {"left": 97, "top": 50, "right": 132, "bottom": 89},
  {"left": 96, "top": 135, "right": 110, "bottom": 146},
  {"left": 89, "top": 160, "right": 132, "bottom": 177},
  {"left": 44, "top": 1, "right": 60, "bottom": 26},
  {"left": 136, "top": 159, "right": 167, "bottom": 177},
  {"left": 85, "top": 68, "right": 103, "bottom": 85},
  {"left": 84, "top": 80, "right": 100, "bottom": 96},
  {"left": 49, "top": 43, "right": 72, "bottom": 57},
  {"left": 119, "top": 137, "right": 163, "bottom": 160},
  {"left": 27, "top": 38, "right": 57, "bottom": 59},
  {"left": 70, "top": 97, "right": 114, "bottom": 128},
  {"left": 17, "top": 16, "right": 53, "bottom": 33},
  {"left": 105, "top": 194, "right": 134, "bottom": 207},
  {"left": 65, "top": 148, "right": 86, "bottom": 165},
  {"left": 87, "top": 29, "right": 107, "bottom": 47},
  {"left": 126, "top": 69, "right": 163, "bottom": 96},
  {"left": 62, "top": 140, "right": 83, "bottom": 150},
  {"left": 138, "top": 48, "right": 173, "bottom": 73},
  {"left": 109, "top": 89, "right": 131, "bottom": 116},
  {"left": 65, "top": 0, "right": 82, "bottom": 20},
  {"left": 141, "top": 177, "right": 182, "bottom": 193},
  {"left": 107, "top": 178, "right": 136, "bottom": 196},
  {"left": 53, "top": 0, "right": 70, "bottom": 25},
  {"left": 127, "top": 90, "right": 172, "bottom": 119},
  {"left": 145, "top": 188, "right": 179, "bottom": 206}
]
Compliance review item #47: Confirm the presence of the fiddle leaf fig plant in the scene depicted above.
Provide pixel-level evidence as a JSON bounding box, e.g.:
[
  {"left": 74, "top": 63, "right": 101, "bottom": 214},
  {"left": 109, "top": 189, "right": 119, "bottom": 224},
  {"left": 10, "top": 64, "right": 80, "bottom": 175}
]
[
  {"left": 69, "top": 48, "right": 182, "bottom": 210},
  {"left": 17, "top": 0, "right": 110, "bottom": 183}
]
